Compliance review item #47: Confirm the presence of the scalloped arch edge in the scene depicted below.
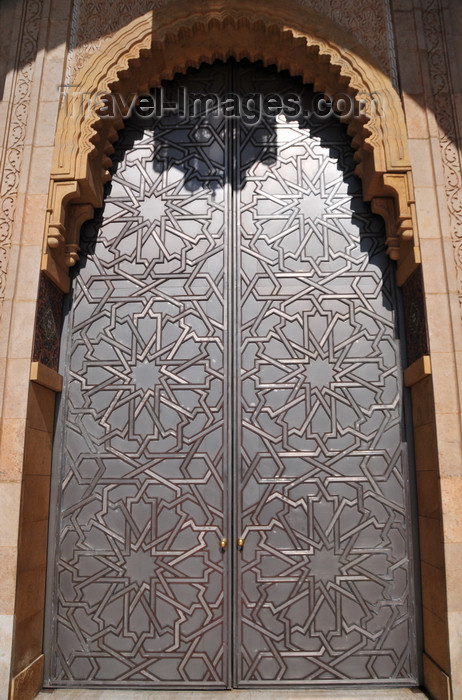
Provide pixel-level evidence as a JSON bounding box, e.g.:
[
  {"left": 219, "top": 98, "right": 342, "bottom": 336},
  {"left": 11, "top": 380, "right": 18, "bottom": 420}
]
[{"left": 42, "top": 1, "right": 419, "bottom": 291}]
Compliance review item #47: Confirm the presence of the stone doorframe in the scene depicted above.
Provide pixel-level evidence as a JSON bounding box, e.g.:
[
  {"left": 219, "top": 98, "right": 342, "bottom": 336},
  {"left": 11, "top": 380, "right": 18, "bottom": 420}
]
[{"left": 9, "top": 1, "right": 451, "bottom": 699}]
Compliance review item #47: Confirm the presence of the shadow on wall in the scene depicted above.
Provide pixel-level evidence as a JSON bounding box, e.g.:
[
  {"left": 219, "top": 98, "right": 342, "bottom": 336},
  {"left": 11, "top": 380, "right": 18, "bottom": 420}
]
[{"left": 1, "top": 0, "right": 460, "bottom": 160}]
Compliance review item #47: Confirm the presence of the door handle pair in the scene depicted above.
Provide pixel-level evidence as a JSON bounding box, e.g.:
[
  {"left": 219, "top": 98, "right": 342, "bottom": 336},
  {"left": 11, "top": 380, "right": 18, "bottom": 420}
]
[{"left": 220, "top": 538, "right": 244, "bottom": 552}]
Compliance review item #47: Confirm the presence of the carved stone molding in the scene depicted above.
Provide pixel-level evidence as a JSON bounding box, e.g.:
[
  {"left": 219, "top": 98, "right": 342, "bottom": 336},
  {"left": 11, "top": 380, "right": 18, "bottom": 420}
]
[
  {"left": 0, "top": 0, "right": 43, "bottom": 308},
  {"left": 422, "top": 0, "right": 462, "bottom": 304},
  {"left": 43, "top": 0, "right": 418, "bottom": 290}
]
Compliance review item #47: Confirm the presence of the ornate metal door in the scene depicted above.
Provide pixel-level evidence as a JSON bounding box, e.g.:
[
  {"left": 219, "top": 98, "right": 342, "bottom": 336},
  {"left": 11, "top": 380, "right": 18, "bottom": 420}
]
[{"left": 45, "top": 61, "right": 418, "bottom": 689}]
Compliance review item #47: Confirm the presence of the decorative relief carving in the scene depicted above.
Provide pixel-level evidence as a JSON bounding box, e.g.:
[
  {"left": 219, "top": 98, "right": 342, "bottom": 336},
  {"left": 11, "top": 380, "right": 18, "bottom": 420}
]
[
  {"left": 64, "top": 0, "right": 82, "bottom": 86},
  {"left": 67, "top": 0, "right": 394, "bottom": 82},
  {"left": 384, "top": 0, "right": 399, "bottom": 91},
  {"left": 33, "top": 272, "right": 64, "bottom": 371},
  {"left": 422, "top": 0, "right": 462, "bottom": 304},
  {"left": 67, "top": 0, "right": 161, "bottom": 80},
  {"left": 300, "top": 0, "right": 393, "bottom": 78},
  {"left": 0, "top": 0, "right": 43, "bottom": 309},
  {"left": 402, "top": 267, "right": 429, "bottom": 366}
]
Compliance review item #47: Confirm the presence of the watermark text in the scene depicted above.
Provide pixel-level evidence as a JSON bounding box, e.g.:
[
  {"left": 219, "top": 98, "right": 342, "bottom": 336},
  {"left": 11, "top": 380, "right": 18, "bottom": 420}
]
[{"left": 59, "top": 85, "right": 384, "bottom": 124}]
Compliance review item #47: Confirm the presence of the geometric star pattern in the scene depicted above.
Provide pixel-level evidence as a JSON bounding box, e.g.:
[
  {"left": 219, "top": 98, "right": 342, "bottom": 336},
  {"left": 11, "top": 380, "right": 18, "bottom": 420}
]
[
  {"left": 236, "top": 65, "right": 417, "bottom": 685},
  {"left": 45, "top": 61, "right": 417, "bottom": 688}
]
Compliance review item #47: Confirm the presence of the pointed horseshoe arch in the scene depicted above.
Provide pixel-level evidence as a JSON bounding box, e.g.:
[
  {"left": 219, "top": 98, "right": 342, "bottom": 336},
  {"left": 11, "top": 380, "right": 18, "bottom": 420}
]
[{"left": 43, "top": 0, "right": 419, "bottom": 294}]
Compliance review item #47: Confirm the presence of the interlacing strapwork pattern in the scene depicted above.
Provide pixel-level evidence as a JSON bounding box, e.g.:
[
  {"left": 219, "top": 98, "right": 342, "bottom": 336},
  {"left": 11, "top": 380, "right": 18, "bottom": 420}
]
[
  {"left": 50, "top": 65, "right": 230, "bottom": 686},
  {"left": 236, "top": 76, "right": 414, "bottom": 681},
  {"left": 46, "top": 62, "right": 416, "bottom": 688}
]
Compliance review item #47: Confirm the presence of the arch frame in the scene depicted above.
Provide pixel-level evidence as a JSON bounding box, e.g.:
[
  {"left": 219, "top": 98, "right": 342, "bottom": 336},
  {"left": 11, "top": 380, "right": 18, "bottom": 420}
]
[{"left": 42, "top": 0, "right": 420, "bottom": 292}]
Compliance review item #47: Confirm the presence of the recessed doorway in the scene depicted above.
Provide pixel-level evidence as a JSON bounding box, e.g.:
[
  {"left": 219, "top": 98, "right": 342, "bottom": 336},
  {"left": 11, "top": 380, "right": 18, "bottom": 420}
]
[{"left": 44, "top": 60, "right": 419, "bottom": 689}]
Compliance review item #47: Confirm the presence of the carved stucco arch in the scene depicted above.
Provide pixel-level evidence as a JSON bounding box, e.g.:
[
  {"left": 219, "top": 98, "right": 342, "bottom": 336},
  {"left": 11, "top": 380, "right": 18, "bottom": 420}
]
[{"left": 43, "top": 0, "right": 419, "bottom": 291}]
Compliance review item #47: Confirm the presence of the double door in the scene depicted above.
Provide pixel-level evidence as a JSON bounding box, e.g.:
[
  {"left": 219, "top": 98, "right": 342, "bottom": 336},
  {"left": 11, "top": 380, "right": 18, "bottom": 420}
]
[{"left": 45, "top": 61, "right": 417, "bottom": 688}]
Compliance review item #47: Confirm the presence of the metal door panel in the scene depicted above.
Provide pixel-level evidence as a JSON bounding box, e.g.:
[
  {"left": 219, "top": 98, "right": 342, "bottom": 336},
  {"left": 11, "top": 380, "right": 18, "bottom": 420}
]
[
  {"left": 45, "top": 60, "right": 418, "bottom": 689},
  {"left": 46, "top": 64, "right": 232, "bottom": 687},
  {"left": 235, "top": 65, "right": 416, "bottom": 684}
]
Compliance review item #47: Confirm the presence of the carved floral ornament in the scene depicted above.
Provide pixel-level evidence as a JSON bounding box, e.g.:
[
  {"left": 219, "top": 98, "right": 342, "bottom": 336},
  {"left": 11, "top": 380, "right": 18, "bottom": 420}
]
[{"left": 43, "top": 0, "right": 420, "bottom": 293}]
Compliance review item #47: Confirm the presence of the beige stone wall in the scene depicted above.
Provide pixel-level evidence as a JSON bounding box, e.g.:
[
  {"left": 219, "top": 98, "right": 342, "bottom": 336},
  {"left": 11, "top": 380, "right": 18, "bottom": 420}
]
[
  {"left": 391, "top": 1, "right": 462, "bottom": 697},
  {"left": 446, "top": 1, "right": 462, "bottom": 695},
  {"left": 0, "top": 1, "right": 461, "bottom": 698},
  {"left": 0, "top": 0, "right": 72, "bottom": 696}
]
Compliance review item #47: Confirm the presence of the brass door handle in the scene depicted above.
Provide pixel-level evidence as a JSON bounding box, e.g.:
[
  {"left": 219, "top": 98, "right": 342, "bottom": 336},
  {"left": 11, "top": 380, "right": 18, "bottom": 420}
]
[
  {"left": 237, "top": 538, "right": 244, "bottom": 551},
  {"left": 220, "top": 538, "right": 228, "bottom": 552}
]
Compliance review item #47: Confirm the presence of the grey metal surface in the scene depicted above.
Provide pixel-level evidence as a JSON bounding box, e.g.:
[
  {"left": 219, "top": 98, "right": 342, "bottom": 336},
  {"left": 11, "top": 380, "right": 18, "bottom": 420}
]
[
  {"left": 45, "top": 61, "right": 417, "bottom": 689},
  {"left": 46, "top": 64, "right": 232, "bottom": 687},
  {"left": 233, "top": 65, "right": 416, "bottom": 685}
]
